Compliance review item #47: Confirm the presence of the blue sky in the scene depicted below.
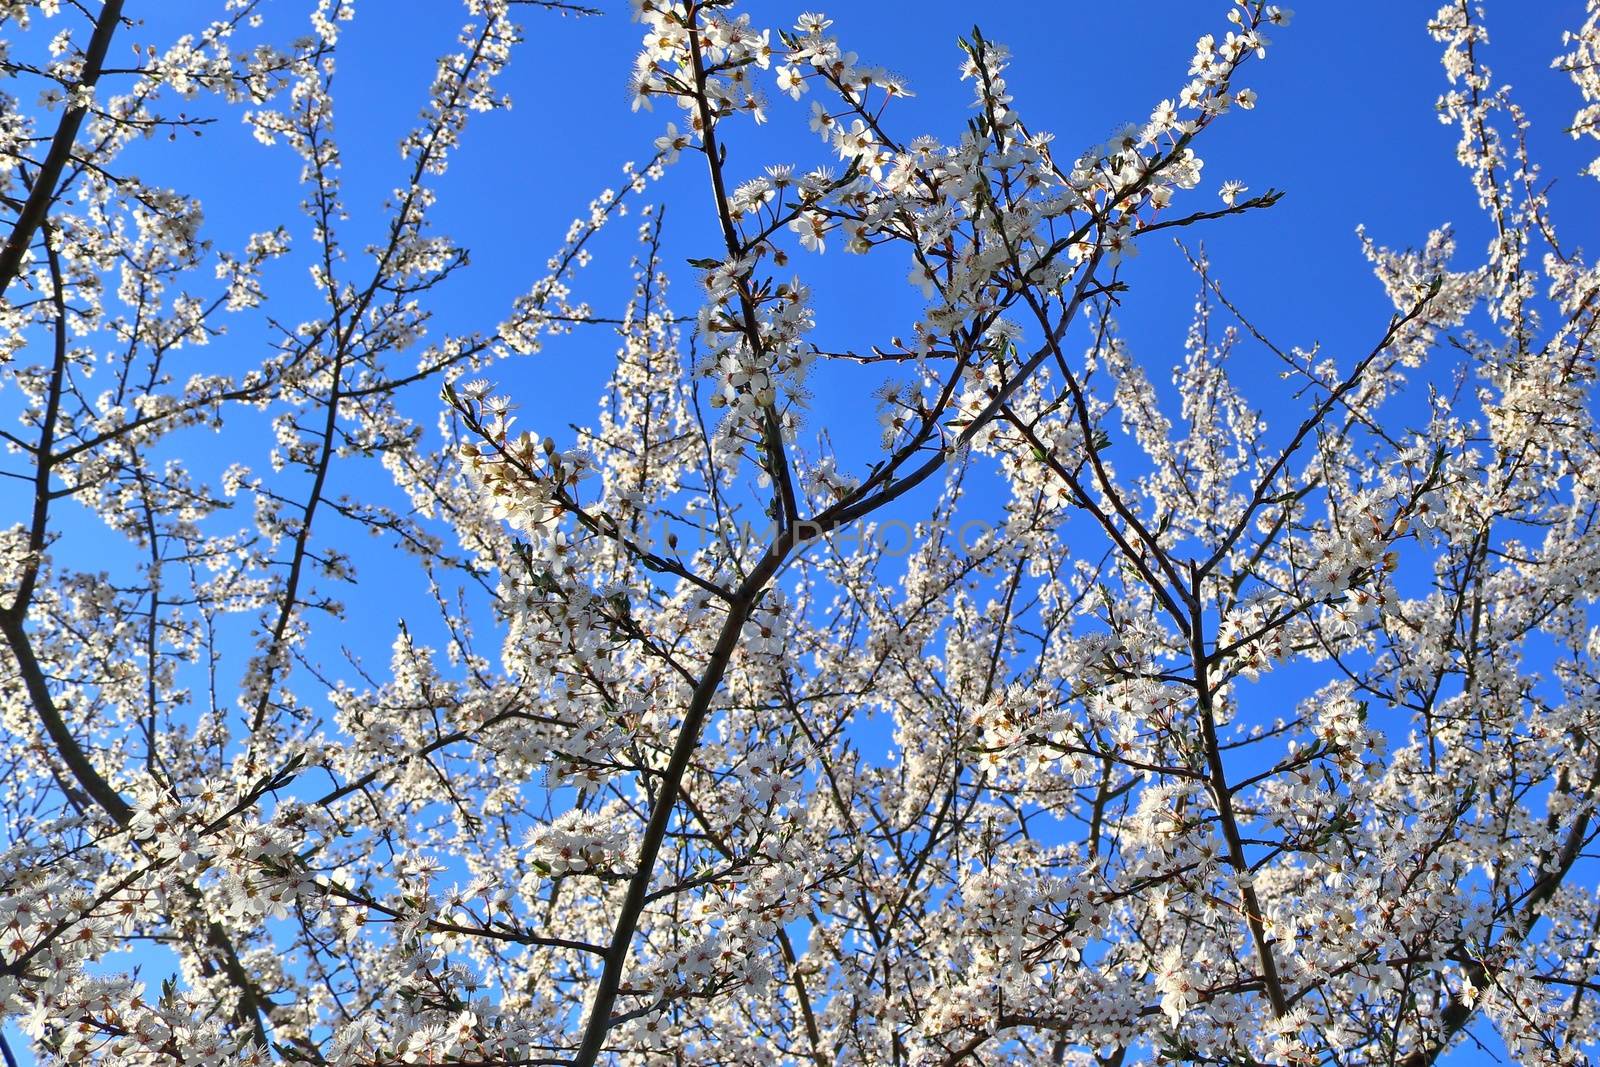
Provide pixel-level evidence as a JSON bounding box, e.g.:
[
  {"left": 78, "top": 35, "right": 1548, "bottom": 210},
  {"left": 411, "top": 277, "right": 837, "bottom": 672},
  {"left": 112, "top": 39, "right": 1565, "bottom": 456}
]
[
  {"left": 7, "top": 0, "right": 1600, "bottom": 1063},
  {"left": 276, "top": 0, "right": 1600, "bottom": 658}
]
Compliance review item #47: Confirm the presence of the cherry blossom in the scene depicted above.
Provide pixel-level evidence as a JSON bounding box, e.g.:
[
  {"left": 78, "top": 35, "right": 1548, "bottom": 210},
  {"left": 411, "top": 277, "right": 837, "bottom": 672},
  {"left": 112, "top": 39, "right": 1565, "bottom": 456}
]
[{"left": 2, "top": 1, "right": 1599, "bottom": 1065}]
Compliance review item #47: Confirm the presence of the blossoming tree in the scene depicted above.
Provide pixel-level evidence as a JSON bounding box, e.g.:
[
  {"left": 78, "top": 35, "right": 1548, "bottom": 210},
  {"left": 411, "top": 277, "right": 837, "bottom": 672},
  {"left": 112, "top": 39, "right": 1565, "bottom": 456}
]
[{"left": 3, "top": 0, "right": 1600, "bottom": 1063}]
